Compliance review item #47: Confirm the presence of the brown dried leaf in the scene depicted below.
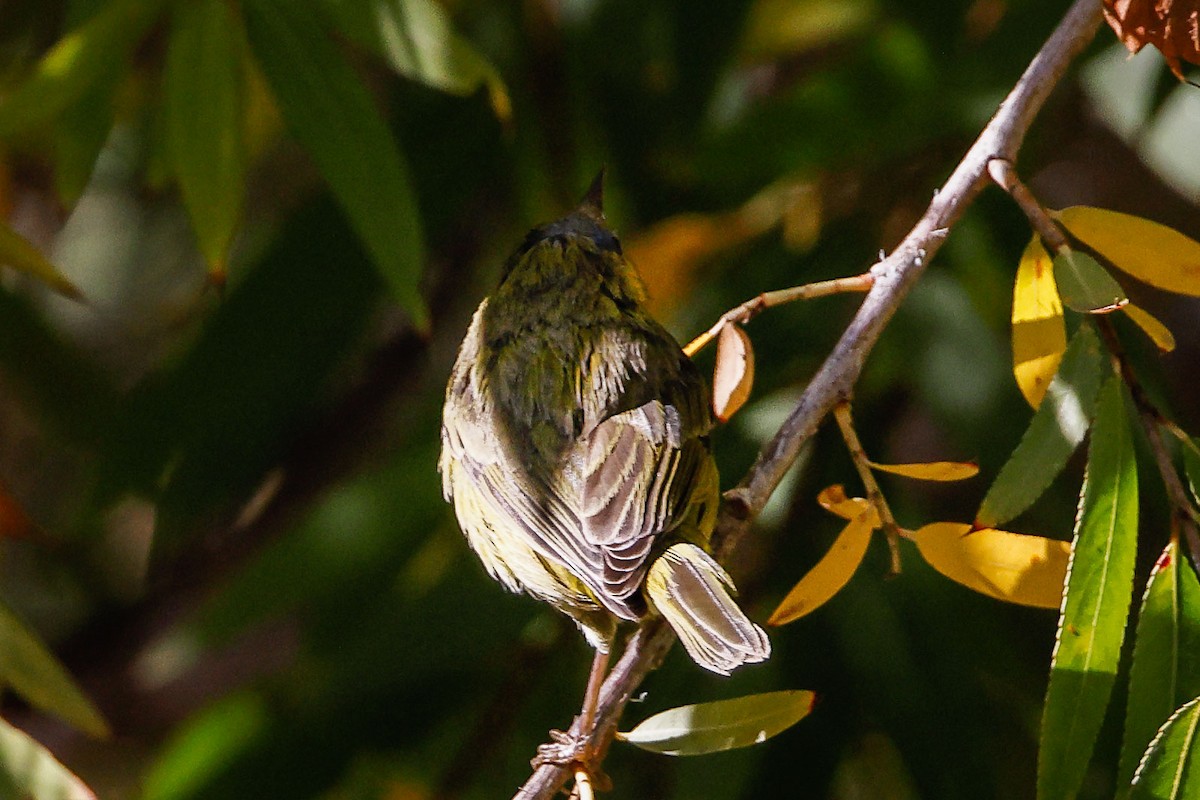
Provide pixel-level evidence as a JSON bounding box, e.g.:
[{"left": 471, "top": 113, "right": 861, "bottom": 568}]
[
  {"left": 712, "top": 323, "right": 755, "bottom": 422},
  {"left": 1103, "top": 0, "right": 1200, "bottom": 80}
]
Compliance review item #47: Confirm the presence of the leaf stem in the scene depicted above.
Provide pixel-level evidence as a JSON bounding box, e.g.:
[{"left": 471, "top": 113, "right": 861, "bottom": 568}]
[{"left": 833, "top": 402, "right": 901, "bottom": 575}]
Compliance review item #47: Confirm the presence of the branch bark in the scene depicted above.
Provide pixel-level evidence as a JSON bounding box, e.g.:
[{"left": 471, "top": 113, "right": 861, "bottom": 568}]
[{"left": 514, "top": 0, "right": 1106, "bottom": 796}]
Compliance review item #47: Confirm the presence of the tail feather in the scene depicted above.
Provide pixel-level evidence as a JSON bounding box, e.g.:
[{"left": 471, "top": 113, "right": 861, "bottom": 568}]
[{"left": 644, "top": 543, "right": 770, "bottom": 675}]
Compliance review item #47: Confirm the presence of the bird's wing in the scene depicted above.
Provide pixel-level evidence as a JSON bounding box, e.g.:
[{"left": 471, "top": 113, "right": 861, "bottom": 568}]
[{"left": 566, "top": 400, "right": 712, "bottom": 605}]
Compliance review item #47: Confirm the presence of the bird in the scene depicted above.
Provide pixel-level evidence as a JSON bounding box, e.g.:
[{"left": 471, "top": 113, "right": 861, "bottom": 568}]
[{"left": 438, "top": 171, "right": 770, "bottom": 767}]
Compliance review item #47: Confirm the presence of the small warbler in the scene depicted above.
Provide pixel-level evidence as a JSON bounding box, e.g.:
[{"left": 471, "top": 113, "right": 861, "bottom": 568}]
[{"left": 439, "top": 174, "right": 769, "bottom": 708}]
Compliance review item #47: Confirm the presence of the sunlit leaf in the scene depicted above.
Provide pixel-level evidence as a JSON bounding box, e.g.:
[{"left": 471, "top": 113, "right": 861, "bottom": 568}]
[
  {"left": 0, "top": 0, "right": 163, "bottom": 138},
  {"left": 0, "top": 717, "right": 96, "bottom": 800},
  {"left": 1120, "top": 541, "right": 1200, "bottom": 787},
  {"left": 0, "top": 601, "right": 109, "bottom": 737},
  {"left": 815, "top": 485, "right": 878, "bottom": 524},
  {"left": 0, "top": 219, "right": 82, "bottom": 299},
  {"left": 1012, "top": 235, "right": 1066, "bottom": 409},
  {"left": 1052, "top": 247, "right": 1129, "bottom": 314},
  {"left": 1124, "top": 303, "right": 1176, "bottom": 352},
  {"left": 911, "top": 523, "right": 1069, "bottom": 609},
  {"left": 617, "top": 690, "right": 816, "bottom": 756},
  {"left": 243, "top": 0, "right": 428, "bottom": 327},
  {"left": 712, "top": 323, "right": 755, "bottom": 422},
  {"left": 1130, "top": 696, "right": 1200, "bottom": 799},
  {"left": 1039, "top": 376, "right": 1139, "bottom": 800},
  {"left": 769, "top": 508, "right": 874, "bottom": 625},
  {"left": 165, "top": 0, "right": 246, "bottom": 276},
  {"left": 867, "top": 460, "right": 978, "bottom": 481},
  {"left": 1055, "top": 206, "right": 1200, "bottom": 297},
  {"left": 977, "top": 325, "right": 1104, "bottom": 528},
  {"left": 323, "top": 0, "right": 511, "bottom": 122}
]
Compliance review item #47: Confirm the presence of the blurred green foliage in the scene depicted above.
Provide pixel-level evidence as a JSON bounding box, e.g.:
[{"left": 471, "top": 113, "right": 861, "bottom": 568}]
[{"left": 0, "top": 0, "right": 1198, "bottom": 798}]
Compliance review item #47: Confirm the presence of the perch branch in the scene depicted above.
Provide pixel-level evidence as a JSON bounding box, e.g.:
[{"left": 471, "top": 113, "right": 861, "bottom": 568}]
[{"left": 514, "top": 0, "right": 1105, "bottom": 797}]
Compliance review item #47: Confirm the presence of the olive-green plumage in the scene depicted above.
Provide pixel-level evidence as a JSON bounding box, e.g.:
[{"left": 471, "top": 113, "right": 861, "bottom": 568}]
[{"left": 439, "top": 176, "right": 769, "bottom": 675}]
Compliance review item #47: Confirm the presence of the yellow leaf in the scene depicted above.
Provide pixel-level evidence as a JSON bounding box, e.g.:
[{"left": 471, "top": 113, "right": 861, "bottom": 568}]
[
  {"left": 1011, "top": 235, "right": 1065, "bottom": 409},
  {"left": 1124, "top": 303, "right": 1176, "bottom": 352},
  {"left": 712, "top": 323, "right": 755, "bottom": 422},
  {"left": 769, "top": 508, "right": 875, "bottom": 625},
  {"left": 912, "top": 522, "right": 1069, "bottom": 609},
  {"left": 868, "top": 460, "right": 979, "bottom": 481},
  {"left": 626, "top": 214, "right": 752, "bottom": 316},
  {"left": 1054, "top": 206, "right": 1200, "bottom": 297},
  {"left": 0, "top": 220, "right": 83, "bottom": 299},
  {"left": 815, "top": 485, "right": 879, "bottom": 525}
]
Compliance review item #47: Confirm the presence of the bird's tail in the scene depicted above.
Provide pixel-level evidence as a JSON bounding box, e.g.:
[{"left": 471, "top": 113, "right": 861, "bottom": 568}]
[{"left": 644, "top": 543, "right": 770, "bottom": 675}]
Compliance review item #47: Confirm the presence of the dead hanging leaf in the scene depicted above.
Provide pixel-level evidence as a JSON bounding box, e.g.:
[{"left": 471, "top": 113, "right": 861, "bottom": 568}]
[
  {"left": 1103, "top": 0, "right": 1200, "bottom": 81},
  {"left": 1054, "top": 206, "right": 1200, "bottom": 297},
  {"left": 1012, "top": 235, "right": 1067, "bottom": 409},
  {"left": 712, "top": 323, "right": 755, "bottom": 422},
  {"left": 911, "top": 522, "right": 1070, "bottom": 609},
  {"left": 1124, "top": 303, "right": 1176, "bottom": 352},
  {"left": 868, "top": 460, "right": 979, "bottom": 482},
  {"left": 0, "top": 481, "right": 35, "bottom": 541},
  {"left": 769, "top": 507, "right": 875, "bottom": 625}
]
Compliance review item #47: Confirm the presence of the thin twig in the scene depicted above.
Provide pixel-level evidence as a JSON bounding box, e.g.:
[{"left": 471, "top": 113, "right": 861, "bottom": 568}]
[
  {"left": 514, "top": 1, "right": 1104, "bottom": 796},
  {"left": 683, "top": 274, "right": 875, "bottom": 357},
  {"left": 833, "top": 402, "right": 901, "bottom": 575}
]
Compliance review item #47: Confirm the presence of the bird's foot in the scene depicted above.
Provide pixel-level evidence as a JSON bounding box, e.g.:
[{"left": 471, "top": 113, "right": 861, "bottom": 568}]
[{"left": 531, "top": 726, "right": 611, "bottom": 792}]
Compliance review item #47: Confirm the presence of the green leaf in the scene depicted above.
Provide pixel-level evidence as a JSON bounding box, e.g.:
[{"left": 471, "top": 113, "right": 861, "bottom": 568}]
[
  {"left": 616, "top": 690, "right": 816, "bottom": 756},
  {"left": 0, "top": 219, "right": 83, "bottom": 299},
  {"left": 0, "top": 0, "right": 163, "bottom": 138},
  {"left": 1039, "top": 376, "right": 1139, "bottom": 800},
  {"left": 242, "top": 0, "right": 428, "bottom": 326},
  {"left": 1120, "top": 541, "right": 1200, "bottom": 789},
  {"left": 1183, "top": 438, "right": 1200, "bottom": 507},
  {"left": 977, "top": 325, "right": 1105, "bottom": 528},
  {"left": 165, "top": 0, "right": 247, "bottom": 275},
  {"left": 0, "top": 600, "right": 109, "bottom": 737},
  {"left": 0, "top": 717, "right": 97, "bottom": 800},
  {"left": 52, "top": 63, "right": 120, "bottom": 205},
  {"left": 1130, "top": 696, "right": 1200, "bottom": 800},
  {"left": 323, "top": 0, "right": 511, "bottom": 122},
  {"left": 1052, "top": 248, "right": 1129, "bottom": 314}
]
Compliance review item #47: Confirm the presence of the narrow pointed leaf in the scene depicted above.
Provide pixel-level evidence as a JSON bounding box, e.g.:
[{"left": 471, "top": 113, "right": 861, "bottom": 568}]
[
  {"left": 868, "top": 460, "right": 979, "bottom": 481},
  {"left": 1130, "top": 696, "right": 1200, "bottom": 800},
  {"left": 52, "top": 65, "right": 120, "bottom": 205},
  {"left": 1012, "top": 235, "right": 1067, "bottom": 408},
  {"left": 1123, "top": 304, "right": 1176, "bottom": 352},
  {"left": 913, "top": 523, "right": 1069, "bottom": 609},
  {"left": 712, "top": 323, "right": 754, "bottom": 422},
  {"left": 1055, "top": 206, "right": 1200, "bottom": 298},
  {"left": 617, "top": 690, "right": 816, "bottom": 756},
  {"left": 1039, "top": 376, "right": 1139, "bottom": 800},
  {"left": 0, "top": 220, "right": 83, "bottom": 299},
  {"left": 977, "top": 325, "right": 1104, "bottom": 528},
  {"left": 165, "top": 0, "right": 246, "bottom": 274},
  {"left": 243, "top": 0, "right": 427, "bottom": 326},
  {"left": 0, "top": 601, "right": 109, "bottom": 737},
  {"left": 1120, "top": 542, "right": 1200, "bottom": 788},
  {"left": 1053, "top": 248, "right": 1128, "bottom": 314},
  {"left": 0, "top": 718, "right": 96, "bottom": 800},
  {"left": 323, "top": 0, "right": 511, "bottom": 122},
  {"left": 1185, "top": 438, "right": 1200, "bottom": 506},
  {"left": 0, "top": 0, "right": 163, "bottom": 137},
  {"left": 769, "top": 509, "right": 874, "bottom": 625}
]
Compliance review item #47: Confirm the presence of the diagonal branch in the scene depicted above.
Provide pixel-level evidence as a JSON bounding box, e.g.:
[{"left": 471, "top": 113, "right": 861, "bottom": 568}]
[{"left": 514, "top": 0, "right": 1106, "bottom": 796}]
